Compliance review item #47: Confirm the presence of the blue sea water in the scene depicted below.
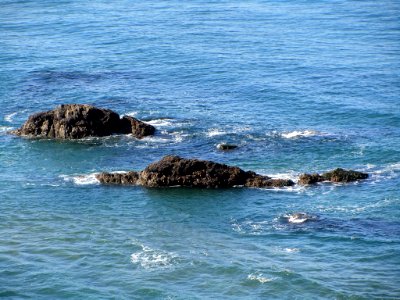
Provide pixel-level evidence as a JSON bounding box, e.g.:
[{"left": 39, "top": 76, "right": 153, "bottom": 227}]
[{"left": 1, "top": 0, "right": 400, "bottom": 298}]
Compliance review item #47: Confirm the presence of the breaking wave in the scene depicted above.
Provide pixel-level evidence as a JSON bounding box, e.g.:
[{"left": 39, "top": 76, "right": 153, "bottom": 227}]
[{"left": 60, "top": 173, "right": 100, "bottom": 185}]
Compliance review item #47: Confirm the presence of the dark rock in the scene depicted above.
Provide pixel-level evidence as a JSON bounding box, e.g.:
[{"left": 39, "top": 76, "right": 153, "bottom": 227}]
[
  {"left": 96, "top": 171, "right": 140, "bottom": 185},
  {"left": 298, "top": 168, "right": 368, "bottom": 185},
  {"left": 96, "top": 155, "right": 294, "bottom": 189},
  {"left": 217, "top": 144, "right": 238, "bottom": 150},
  {"left": 245, "top": 175, "right": 295, "bottom": 188},
  {"left": 322, "top": 168, "right": 368, "bottom": 183},
  {"left": 140, "top": 155, "right": 251, "bottom": 188},
  {"left": 298, "top": 173, "right": 324, "bottom": 185},
  {"left": 119, "top": 116, "right": 155, "bottom": 138},
  {"left": 11, "top": 104, "right": 155, "bottom": 139}
]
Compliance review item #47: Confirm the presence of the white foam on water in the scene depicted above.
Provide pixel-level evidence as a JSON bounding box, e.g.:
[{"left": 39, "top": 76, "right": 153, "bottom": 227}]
[
  {"left": 231, "top": 219, "right": 270, "bottom": 235},
  {"left": 316, "top": 198, "right": 397, "bottom": 214},
  {"left": 247, "top": 273, "right": 274, "bottom": 283},
  {"left": 207, "top": 128, "right": 227, "bottom": 137},
  {"left": 358, "top": 162, "right": 400, "bottom": 183},
  {"left": 0, "top": 126, "right": 14, "bottom": 133},
  {"left": 60, "top": 173, "right": 100, "bottom": 185},
  {"left": 284, "top": 247, "right": 300, "bottom": 253},
  {"left": 130, "top": 243, "right": 178, "bottom": 270},
  {"left": 259, "top": 170, "right": 299, "bottom": 182},
  {"left": 139, "top": 135, "right": 172, "bottom": 143},
  {"left": 145, "top": 119, "right": 174, "bottom": 127},
  {"left": 281, "top": 130, "right": 321, "bottom": 139},
  {"left": 285, "top": 212, "right": 316, "bottom": 224},
  {"left": 125, "top": 111, "right": 138, "bottom": 117},
  {"left": 4, "top": 112, "right": 18, "bottom": 123}
]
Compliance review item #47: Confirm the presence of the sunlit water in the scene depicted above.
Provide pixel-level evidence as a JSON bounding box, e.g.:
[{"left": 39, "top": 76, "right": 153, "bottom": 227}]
[{"left": 1, "top": 1, "right": 399, "bottom": 299}]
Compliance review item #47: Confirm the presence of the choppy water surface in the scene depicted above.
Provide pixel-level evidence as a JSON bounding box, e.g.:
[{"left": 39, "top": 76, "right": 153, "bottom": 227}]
[{"left": 1, "top": 0, "right": 399, "bottom": 299}]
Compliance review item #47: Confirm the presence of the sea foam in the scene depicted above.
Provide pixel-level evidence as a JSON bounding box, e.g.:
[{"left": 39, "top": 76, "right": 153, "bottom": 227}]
[
  {"left": 4, "top": 112, "right": 18, "bottom": 123},
  {"left": 130, "top": 242, "right": 178, "bottom": 270},
  {"left": 281, "top": 130, "right": 321, "bottom": 139},
  {"left": 0, "top": 126, "right": 14, "bottom": 133},
  {"left": 60, "top": 173, "right": 100, "bottom": 185},
  {"left": 247, "top": 273, "right": 274, "bottom": 283}
]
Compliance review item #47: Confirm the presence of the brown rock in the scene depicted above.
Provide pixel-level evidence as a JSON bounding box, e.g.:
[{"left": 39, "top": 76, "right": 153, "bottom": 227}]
[
  {"left": 298, "top": 173, "right": 324, "bottom": 185},
  {"left": 119, "top": 116, "right": 155, "bottom": 139},
  {"left": 139, "top": 155, "right": 250, "bottom": 188},
  {"left": 96, "top": 155, "right": 294, "bottom": 189},
  {"left": 322, "top": 168, "right": 368, "bottom": 183},
  {"left": 96, "top": 171, "right": 140, "bottom": 185},
  {"left": 11, "top": 104, "right": 155, "bottom": 139},
  {"left": 245, "top": 175, "right": 294, "bottom": 188},
  {"left": 298, "top": 168, "right": 368, "bottom": 185}
]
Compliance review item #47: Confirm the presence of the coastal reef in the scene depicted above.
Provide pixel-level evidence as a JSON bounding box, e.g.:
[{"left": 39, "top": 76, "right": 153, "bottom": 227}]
[
  {"left": 97, "top": 156, "right": 369, "bottom": 189},
  {"left": 10, "top": 104, "right": 155, "bottom": 139},
  {"left": 96, "top": 155, "right": 295, "bottom": 188}
]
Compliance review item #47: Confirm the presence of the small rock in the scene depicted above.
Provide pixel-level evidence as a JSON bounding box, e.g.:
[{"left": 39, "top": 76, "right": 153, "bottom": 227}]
[
  {"left": 96, "top": 171, "right": 140, "bottom": 185},
  {"left": 298, "top": 168, "right": 368, "bottom": 185},
  {"left": 217, "top": 144, "right": 238, "bottom": 150}
]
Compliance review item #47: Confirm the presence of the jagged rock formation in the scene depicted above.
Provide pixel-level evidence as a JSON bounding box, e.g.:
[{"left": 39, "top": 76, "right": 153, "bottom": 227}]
[
  {"left": 11, "top": 104, "right": 155, "bottom": 139},
  {"left": 298, "top": 168, "right": 368, "bottom": 185},
  {"left": 96, "top": 155, "right": 295, "bottom": 189}
]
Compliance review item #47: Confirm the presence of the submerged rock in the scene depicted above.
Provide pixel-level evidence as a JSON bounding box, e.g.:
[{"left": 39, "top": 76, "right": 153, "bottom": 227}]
[
  {"left": 217, "top": 143, "right": 238, "bottom": 150},
  {"left": 286, "top": 213, "right": 317, "bottom": 224},
  {"left": 11, "top": 104, "right": 155, "bottom": 139},
  {"left": 96, "top": 155, "right": 295, "bottom": 189},
  {"left": 298, "top": 168, "right": 368, "bottom": 185}
]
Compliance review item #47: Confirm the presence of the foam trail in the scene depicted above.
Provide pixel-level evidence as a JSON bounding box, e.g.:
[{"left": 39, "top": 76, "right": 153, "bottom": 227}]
[
  {"left": 247, "top": 273, "right": 274, "bottom": 283},
  {"left": 0, "top": 126, "right": 14, "bottom": 133},
  {"left": 282, "top": 130, "right": 320, "bottom": 139},
  {"left": 60, "top": 173, "right": 100, "bottom": 185},
  {"left": 207, "top": 128, "right": 227, "bottom": 137},
  {"left": 4, "top": 112, "right": 18, "bottom": 123},
  {"left": 145, "top": 119, "right": 174, "bottom": 127},
  {"left": 125, "top": 111, "right": 138, "bottom": 117},
  {"left": 130, "top": 242, "right": 178, "bottom": 269}
]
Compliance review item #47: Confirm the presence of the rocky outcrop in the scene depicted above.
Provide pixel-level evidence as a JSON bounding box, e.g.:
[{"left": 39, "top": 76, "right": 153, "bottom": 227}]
[
  {"left": 96, "top": 155, "right": 295, "bottom": 189},
  {"left": 11, "top": 104, "right": 155, "bottom": 139},
  {"left": 298, "top": 168, "right": 368, "bottom": 185}
]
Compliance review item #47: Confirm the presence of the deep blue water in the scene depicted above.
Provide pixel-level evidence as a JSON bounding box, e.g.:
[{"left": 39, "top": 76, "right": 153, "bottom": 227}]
[{"left": 1, "top": 0, "right": 400, "bottom": 299}]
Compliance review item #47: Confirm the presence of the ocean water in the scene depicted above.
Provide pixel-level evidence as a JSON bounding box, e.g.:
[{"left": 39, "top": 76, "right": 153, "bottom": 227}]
[{"left": 1, "top": 0, "right": 400, "bottom": 299}]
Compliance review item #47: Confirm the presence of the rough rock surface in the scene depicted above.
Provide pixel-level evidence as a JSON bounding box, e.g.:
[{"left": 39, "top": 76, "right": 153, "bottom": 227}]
[
  {"left": 11, "top": 104, "right": 155, "bottom": 139},
  {"left": 298, "top": 168, "right": 368, "bottom": 185},
  {"left": 96, "top": 171, "right": 140, "bottom": 185},
  {"left": 298, "top": 173, "right": 325, "bottom": 185},
  {"left": 96, "top": 155, "right": 295, "bottom": 189},
  {"left": 322, "top": 168, "right": 369, "bottom": 183}
]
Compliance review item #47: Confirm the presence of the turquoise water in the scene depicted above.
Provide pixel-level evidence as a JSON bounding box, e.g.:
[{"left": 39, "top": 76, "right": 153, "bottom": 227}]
[{"left": 1, "top": 0, "right": 400, "bottom": 299}]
